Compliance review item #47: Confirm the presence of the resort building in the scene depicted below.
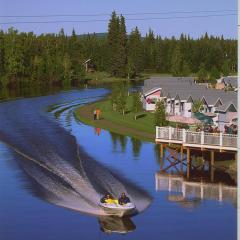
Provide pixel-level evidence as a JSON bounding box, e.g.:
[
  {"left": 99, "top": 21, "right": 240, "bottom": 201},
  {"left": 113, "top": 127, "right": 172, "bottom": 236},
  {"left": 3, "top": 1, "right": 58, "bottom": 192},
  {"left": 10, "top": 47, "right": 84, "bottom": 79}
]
[
  {"left": 215, "top": 76, "right": 238, "bottom": 91},
  {"left": 142, "top": 77, "right": 237, "bottom": 131}
]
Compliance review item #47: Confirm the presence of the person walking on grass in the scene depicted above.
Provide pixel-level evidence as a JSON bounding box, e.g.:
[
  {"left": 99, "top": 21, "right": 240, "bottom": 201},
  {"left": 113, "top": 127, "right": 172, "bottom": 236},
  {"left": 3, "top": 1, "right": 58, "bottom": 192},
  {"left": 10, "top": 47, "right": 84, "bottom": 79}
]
[
  {"left": 93, "top": 109, "right": 97, "bottom": 120},
  {"left": 96, "top": 108, "right": 101, "bottom": 120}
]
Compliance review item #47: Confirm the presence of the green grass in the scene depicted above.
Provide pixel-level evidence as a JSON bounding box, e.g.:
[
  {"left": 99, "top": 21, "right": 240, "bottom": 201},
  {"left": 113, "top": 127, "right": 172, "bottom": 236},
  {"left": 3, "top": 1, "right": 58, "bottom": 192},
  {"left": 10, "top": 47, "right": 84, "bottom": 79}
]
[{"left": 92, "top": 96, "right": 156, "bottom": 134}]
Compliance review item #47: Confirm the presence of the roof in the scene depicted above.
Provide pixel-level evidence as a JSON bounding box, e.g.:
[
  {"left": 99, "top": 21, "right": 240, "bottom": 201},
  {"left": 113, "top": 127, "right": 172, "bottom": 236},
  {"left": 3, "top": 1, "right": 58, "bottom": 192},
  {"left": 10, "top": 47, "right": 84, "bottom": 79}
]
[
  {"left": 222, "top": 76, "right": 238, "bottom": 88},
  {"left": 215, "top": 102, "right": 237, "bottom": 113},
  {"left": 142, "top": 77, "right": 237, "bottom": 109},
  {"left": 143, "top": 87, "right": 161, "bottom": 97}
]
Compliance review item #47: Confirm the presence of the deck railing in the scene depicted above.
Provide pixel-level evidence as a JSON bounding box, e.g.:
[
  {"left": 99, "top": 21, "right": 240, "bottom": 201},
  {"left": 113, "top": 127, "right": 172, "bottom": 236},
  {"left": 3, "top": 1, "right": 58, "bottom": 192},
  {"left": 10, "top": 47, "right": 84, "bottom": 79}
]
[{"left": 156, "top": 126, "right": 237, "bottom": 150}]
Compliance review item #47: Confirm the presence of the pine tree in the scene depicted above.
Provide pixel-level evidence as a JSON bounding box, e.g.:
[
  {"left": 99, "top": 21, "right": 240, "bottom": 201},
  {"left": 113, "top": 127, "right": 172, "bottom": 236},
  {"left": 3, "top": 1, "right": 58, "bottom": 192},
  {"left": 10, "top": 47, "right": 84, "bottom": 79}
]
[
  {"left": 116, "top": 84, "right": 127, "bottom": 115},
  {"left": 154, "top": 100, "right": 167, "bottom": 126},
  {"left": 128, "top": 27, "right": 143, "bottom": 79},
  {"left": 107, "top": 11, "right": 120, "bottom": 76},
  {"left": 209, "top": 66, "right": 220, "bottom": 83},
  {"left": 197, "top": 63, "right": 208, "bottom": 82},
  {"left": 171, "top": 44, "right": 182, "bottom": 76},
  {"left": 222, "top": 61, "right": 230, "bottom": 76},
  {"left": 181, "top": 62, "right": 191, "bottom": 76},
  {"left": 118, "top": 15, "right": 128, "bottom": 77},
  {"left": 0, "top": 30, "right": 5, "bottom": 77},
  {"left": 110, "top": 85, "right": 119, "bottom": 111},
  {"left": 132, "top": 92, "right": 142, "bottom": 118}
]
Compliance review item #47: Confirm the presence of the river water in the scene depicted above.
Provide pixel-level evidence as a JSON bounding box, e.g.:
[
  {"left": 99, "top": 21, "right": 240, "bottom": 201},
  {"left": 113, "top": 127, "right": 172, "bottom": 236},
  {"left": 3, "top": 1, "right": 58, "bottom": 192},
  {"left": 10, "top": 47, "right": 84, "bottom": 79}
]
[{"left": 0, "top": 88, "right": 237, "bottom": 240}]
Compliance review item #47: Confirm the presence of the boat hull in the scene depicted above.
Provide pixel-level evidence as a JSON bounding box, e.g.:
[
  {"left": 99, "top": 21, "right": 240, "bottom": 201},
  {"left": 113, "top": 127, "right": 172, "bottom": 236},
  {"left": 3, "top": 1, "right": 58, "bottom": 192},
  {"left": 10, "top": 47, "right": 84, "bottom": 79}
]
[{"left": 99, "top": 202, "right": 136, "bottom": 217}]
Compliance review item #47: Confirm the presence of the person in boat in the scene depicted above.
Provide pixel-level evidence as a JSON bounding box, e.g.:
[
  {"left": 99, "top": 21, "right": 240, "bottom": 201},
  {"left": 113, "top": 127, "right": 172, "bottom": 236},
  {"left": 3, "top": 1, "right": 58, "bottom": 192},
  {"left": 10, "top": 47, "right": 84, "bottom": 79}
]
[
  {"left": 100, "top": 194, "right": 114, "bottom": 204},
  {"left": 118, "top": 192, "right": 130, "bottom": 205}
]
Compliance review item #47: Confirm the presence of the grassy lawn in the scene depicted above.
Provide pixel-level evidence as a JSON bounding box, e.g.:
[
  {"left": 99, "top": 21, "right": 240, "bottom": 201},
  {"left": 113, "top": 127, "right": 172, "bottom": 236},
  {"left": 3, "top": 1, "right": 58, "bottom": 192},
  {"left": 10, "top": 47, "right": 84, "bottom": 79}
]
[
  {"left": 94, "top": 96, "right": 156, "bottom": 134},
  {"left": 74, "top": 94, "right": 158, "bottom": 141}
]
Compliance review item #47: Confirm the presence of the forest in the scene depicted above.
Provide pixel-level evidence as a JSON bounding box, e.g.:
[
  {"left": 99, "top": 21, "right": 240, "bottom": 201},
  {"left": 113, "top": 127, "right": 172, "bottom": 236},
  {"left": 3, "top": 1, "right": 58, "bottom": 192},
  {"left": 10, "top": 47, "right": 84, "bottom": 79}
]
[{"left": 0, "top": 11, "right": 237, "bottom": 89}]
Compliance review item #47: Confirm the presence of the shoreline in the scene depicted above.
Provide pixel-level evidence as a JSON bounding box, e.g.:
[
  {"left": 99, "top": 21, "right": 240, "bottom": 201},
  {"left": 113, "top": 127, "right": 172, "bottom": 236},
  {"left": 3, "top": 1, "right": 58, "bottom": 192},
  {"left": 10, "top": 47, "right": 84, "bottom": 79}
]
[{"left": 74, "top": 98, "right": 155, "bottom": 142}]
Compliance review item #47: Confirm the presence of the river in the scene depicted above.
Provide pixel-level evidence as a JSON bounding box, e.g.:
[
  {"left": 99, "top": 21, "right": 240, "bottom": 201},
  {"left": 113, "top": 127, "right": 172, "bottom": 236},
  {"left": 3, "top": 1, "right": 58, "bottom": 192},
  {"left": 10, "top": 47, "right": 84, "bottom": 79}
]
[{"left": 0, "top": 88, "right": 237, "bottom": 240}]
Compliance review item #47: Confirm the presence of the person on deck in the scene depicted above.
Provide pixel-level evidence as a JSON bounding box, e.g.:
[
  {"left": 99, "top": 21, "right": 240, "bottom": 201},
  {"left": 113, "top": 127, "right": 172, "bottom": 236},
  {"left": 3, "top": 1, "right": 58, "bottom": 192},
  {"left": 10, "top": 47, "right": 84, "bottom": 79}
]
[{"left": 118, "top": 192, "right": 130, "bottom": 205}]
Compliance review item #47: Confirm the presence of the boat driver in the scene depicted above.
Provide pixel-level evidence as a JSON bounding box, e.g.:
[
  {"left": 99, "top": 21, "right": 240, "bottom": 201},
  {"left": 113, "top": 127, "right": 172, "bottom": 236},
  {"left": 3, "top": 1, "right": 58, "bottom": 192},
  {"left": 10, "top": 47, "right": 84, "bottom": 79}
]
[{"left": 118, "top": 192, "right": 130, "bottom": 205}]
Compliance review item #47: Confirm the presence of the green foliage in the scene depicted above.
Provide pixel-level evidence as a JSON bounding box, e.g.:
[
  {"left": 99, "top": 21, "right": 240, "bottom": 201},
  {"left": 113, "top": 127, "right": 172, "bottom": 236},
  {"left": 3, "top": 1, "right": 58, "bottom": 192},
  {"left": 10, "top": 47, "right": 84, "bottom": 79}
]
[
  {"left": 192, "top": 100, "right": 204, "bottom": 113},
  {"left": 154, "top": 100, "right": 167, "bottom": 126},
  {"left": 181, "top": 62, "right": 191, "bottom": 76},
  {"left": 171, "top": 44, "right": 182, "bottom": 76},
  {"left": 196, "top": 63, "right": 208, "bottom": 82},
  {"left": 222, "top": 61, "right": 230, "bottom": 76},
  {"left": 0, "top": 13, "right": 237, "bottom": 89},
  {"left": 132, "top": 92, "right": 142, "bottom": 113},
  {"left": 116, "top": 84, "right": 128, "bottom": 115},
  {"left": 107, "top": 12, "right": 128, "bottom": 77},
  {"left": 110, "top": 85, "right": 119, "bottom": 111},
  {"left": 127, "top": 27, "right": 143, "bottom": 78},
  {"left": 209, "top": 66, "right": 220, "bottom": 83}
]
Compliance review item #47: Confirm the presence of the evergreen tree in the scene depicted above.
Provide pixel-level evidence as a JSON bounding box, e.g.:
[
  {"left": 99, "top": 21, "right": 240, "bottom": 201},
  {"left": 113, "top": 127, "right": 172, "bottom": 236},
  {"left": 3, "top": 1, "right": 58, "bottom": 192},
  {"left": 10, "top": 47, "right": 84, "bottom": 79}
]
[
  {"left": 171, "top": 44, "right": 182, "bottom": 76},
  {"left": 209, "top": 66, "right": 220, "bottom": 83},
  {"left": 110, "top": 85, "right": 119, "bottom": 111},
  {"left": 118, "top": 15, "right": 128, "bottom": 77},
  {"left": 181, "top": 62, "right": 191, "bottom": 76},
  {"left": 116, "top": 84, "right": 127, "bottom": 115},
  {"left": 154, "top": 100, "right": 167, "bottom": 126},
  {"left": 0, "top": 30, "right": 5, "bottom": 77},
  {"left": 222, "top": 61, "right": 230, "bottom": 76},
  {"left": 132, "top": 92, "right": 142, "bottom": 117},
  {"left": 107, "top": 11, "right": 120, "bottom": 76},
  {"left": 128, "top": 27, "right": 143, "bottom": 78},
  {"left": 196, "top": 63, "right": 208, "bottom": 82}
]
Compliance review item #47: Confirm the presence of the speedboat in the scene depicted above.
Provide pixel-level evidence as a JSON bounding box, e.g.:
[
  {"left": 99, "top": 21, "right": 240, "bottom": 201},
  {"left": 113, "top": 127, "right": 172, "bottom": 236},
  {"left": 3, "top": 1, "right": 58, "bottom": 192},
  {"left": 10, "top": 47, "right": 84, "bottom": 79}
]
[{"left": 99, "top": 202, "right": 136, "bottom": 217}]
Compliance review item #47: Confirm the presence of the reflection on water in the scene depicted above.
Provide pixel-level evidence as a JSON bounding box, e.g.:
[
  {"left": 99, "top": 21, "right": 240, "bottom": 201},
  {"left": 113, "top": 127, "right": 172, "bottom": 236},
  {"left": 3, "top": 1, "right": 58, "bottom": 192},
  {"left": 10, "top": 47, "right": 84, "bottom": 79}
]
[
  {"left": 131, "top": 138, "right": 142, "bottom": 158},
  {"left": 155, "top": 146, "right": 237, "bottom": 208},
  {"left": 109, "top": 132, "right": 128, "bottom": 152},
  {"left": 98, "top": 216, "right": 136, "bottom": 234}
]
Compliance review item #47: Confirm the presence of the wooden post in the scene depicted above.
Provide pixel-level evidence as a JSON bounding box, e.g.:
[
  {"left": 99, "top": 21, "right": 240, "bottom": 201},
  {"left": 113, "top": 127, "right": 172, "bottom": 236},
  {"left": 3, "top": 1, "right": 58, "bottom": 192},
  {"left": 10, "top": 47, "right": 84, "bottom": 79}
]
[
  {"left": 210, "top": 150, "right": 215, "bottom": 182},
  {"left": 180, "top": 146, "right": 184, "bottom": 173},
  {"left": 160, "top": 144, "right": 164, "bottom": 158},
  {"left": 187, "top": 147, "right": 191, "bottom": 179}
]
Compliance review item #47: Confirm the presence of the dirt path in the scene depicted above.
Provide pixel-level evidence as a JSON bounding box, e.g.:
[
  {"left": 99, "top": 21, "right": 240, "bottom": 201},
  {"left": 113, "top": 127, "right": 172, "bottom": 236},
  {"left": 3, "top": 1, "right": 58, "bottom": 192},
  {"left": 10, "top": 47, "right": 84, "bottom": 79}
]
[{"left": 75, "top": 102, "right": 155, "bottom": 142}]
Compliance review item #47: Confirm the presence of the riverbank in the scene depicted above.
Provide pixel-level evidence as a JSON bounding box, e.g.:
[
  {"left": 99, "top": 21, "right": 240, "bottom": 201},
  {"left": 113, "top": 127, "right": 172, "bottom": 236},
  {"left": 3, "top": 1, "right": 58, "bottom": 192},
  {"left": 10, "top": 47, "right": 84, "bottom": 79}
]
[
  {"left": 74, "top": 96, "right": 156, "bottom": 142},
  {"left": 85, "top": 71, "right": 172, "bottom": 85}
]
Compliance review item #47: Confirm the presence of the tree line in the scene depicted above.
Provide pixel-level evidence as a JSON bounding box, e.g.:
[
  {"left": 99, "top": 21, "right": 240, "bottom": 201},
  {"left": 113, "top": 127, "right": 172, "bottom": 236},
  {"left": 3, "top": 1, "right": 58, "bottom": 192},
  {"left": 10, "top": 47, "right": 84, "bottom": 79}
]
[{"left": 0, "top": 11, "right": 237, "bottom": 89}]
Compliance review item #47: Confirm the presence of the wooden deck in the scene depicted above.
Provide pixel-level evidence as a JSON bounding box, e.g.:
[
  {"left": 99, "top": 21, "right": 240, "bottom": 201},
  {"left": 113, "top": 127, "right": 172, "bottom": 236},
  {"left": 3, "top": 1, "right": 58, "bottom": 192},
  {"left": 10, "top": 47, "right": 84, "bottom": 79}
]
[{"left": 156, "top": 127, "right": 237, "bottom": 151}]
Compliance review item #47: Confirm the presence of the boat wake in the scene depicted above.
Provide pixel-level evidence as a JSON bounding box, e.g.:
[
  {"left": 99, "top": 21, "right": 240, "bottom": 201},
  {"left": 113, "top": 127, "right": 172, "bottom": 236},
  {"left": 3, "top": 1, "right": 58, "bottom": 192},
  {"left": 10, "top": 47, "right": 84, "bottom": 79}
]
[{"left": 0, "top": 90, "right": 152, "bottom": 217}]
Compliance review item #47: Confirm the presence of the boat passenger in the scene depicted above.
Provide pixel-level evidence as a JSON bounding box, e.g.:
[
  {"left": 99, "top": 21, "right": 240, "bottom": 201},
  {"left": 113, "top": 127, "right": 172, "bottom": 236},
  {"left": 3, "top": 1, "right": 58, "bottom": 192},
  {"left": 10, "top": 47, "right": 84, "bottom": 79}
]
[
  {"left": 118, "top": 192, "right": 130, "bottom": 205},
  {"left": 100, "top": 194, "right": 114, "bottom": 204}
]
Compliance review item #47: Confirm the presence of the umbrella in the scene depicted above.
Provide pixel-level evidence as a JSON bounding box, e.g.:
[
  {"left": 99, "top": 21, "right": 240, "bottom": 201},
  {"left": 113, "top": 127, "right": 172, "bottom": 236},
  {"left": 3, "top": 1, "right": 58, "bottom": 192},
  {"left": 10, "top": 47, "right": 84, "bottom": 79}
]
[{"left": 193, "top": 112, "right": 213, "bottom": 125}]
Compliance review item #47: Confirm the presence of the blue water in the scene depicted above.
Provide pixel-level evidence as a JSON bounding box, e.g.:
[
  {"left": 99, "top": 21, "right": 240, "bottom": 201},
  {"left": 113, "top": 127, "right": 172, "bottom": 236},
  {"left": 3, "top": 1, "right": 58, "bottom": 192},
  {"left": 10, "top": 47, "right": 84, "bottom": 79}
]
[{"left": 0, "top": 89, "right": 237, "bottom": 240}]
